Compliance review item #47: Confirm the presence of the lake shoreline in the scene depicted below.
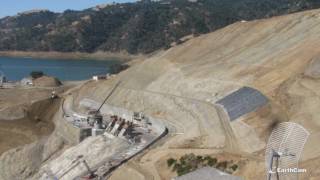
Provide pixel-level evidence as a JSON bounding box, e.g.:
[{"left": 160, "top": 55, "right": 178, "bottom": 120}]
[
  {"left": 0, "top": 51, "right": 144, "bottom": 63},
  {"left": 0, "top": 56, "right": 126, "bottom": 81}
]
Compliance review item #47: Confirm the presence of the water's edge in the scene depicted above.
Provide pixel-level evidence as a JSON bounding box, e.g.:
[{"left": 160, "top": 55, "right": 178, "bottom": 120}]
[
  {"left": 0, "top": 51, "right": 143, "bottom": 62},
  {"left": 0, "top": 56, "right": 124, "bottom": 81}
]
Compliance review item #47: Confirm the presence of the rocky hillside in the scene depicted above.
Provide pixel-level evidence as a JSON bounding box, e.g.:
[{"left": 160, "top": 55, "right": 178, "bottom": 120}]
[{"left": 0, "top": 0, "right": 320, "bottom": 54}]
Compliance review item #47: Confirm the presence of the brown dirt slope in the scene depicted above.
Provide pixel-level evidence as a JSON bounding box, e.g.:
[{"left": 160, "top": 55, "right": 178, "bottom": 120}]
[
  {"left": 72, "top": 9, "right": 320, "bottom": 180},
  {"left": 33, "top": 76, "right": 62, "bottom": 87}
]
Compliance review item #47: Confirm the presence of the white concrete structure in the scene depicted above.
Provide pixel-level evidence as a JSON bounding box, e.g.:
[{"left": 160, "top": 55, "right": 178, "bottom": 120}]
[
  {"left": 92, "top": 74, "right": 109, "bottom": 81},
  {"left": 111, "top": 124, "right": 120, "bottom": 134},
  {"left": 61, "top": 97, "right": 168, "bottom": 179},
  {"left": 21, "top": 77, "right": 33, "bottom": 86},
  {"left": 92, "top": 128, "right": 104, "bottom": 136},
  {"left": 0, "top": 75, "right": 6, "bottom": 85},
  {"left": 118, "top": 128, "right": 127, "bottom": 138}
]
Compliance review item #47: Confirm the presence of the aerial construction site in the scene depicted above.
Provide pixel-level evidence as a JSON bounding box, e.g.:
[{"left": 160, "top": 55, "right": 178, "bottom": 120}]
[{"left": 1, "top": 7, "right": 320, "bottom": 180}]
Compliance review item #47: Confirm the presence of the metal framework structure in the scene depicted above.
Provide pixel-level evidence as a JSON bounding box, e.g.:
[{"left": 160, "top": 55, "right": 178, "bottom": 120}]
[
  {"left": 265, "top": 122, "right": 309, "bottom": 180},
  {"left": 96, "top": 81, "right": 121, "bottom": 114}
]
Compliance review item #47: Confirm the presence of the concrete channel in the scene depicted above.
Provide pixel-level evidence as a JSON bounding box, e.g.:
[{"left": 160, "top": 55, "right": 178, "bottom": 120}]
[{"left": 47, "top": 97, "right": 168, "bottom": 179}]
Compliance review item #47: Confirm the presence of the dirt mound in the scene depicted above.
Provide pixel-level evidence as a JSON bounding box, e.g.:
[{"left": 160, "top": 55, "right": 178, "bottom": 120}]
[
  {"left": 33, "top": 76, "right": 62, "bottom": 87},
  {"left": 0, "top": 83, "right": 75, "bottom": 179},
  {"left": 0, "top": 99, "right": 60, "bottom": 155},
  {"left": 0, "top": 100, "right": 69, "bottom": 180}
]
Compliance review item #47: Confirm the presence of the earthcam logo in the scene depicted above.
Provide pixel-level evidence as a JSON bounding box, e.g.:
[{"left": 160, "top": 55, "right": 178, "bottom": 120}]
[
  {"left": 268, "top": 168, "right": 307, "bottom": 174},
  {"left": 265, "top": 122, "right": 310, "bottom": 180}
]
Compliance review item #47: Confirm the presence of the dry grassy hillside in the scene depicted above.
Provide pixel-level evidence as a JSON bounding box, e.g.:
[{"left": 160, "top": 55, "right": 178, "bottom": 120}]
[{"left": 71, "top": 9, "right": 320, "bottom": 180}]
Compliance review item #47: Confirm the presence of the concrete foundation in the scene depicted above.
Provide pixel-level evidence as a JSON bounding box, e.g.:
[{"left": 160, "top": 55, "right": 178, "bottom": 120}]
[
  {"left": 111, "top": 124, "right": 120, "bottom": 134},
  {"left": 92, "top": 128, "right": 105, "bottom": 137},
  {"left": 79, "top": 128, "right": 92, "bottom": 141},
  {"left": 118, "top": 128, "right": 126, "bottom": 138}
]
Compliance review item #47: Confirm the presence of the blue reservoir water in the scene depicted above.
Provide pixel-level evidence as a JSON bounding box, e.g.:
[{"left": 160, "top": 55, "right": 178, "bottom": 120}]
[{"left": 0, "top": 56, "right": 120, "bottom": 81}]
